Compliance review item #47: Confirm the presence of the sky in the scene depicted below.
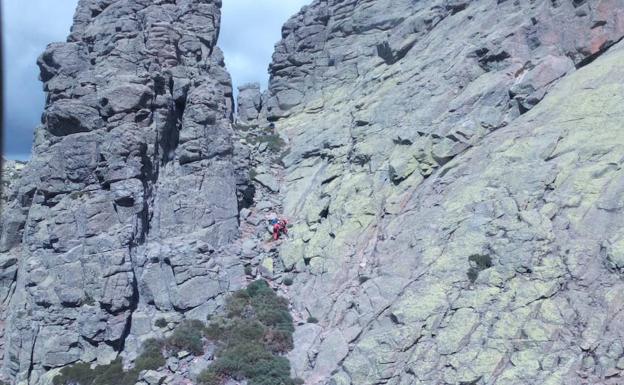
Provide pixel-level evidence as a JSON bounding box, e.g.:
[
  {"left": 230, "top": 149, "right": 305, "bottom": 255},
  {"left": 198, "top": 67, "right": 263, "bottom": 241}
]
[{"left": 2, "top": 0, "right": 309, "bottom": 160}]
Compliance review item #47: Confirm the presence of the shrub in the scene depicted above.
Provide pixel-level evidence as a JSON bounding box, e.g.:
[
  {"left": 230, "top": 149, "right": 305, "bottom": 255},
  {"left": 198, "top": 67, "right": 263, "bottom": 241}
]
[
  {"left": 54, "top": 340, "right": 165, "bottom": 385},
  {"left": 53, "top": 358, "right": 135, "bottom": 385},
  {"left": 467, "top": 254, "right": 493, "bottom": 283},
  {"left": 469, "top": 254, "right": 493, "bottom": 270},
  {"left": 244, "top": 280, "right": 294, "bottom": 333},
  {"left": 263, "top": 328, "right": 293, "bottom": 353},
  {"left": 246, "top": 280, "right": 274, "bottom": 297},
  {"left": 134, "top": 339, "right": 165, "bottom": 372},
  {"left": 166, "top": 320, "right": 206, "bottom": 356},
  {"left": 83, "top": 293, "right": 96, "bottom": 306},
  {"left": 155, "top": 318, "right": 168, "bottom": 328},
  {"left": 283, "top": 277, "right": 293, "bottom": 286},
  {"left": 199, "top": 280, "right": 298, "bottom": 385},
  {"left": 225, "top": 290, "right": 253, "bottom": 319},
  {"left": 54, "top": 361, "right": 97, "bottom": 385},
  {"left": 307, "top": 316, "right": 319, "bottom": 324},
  {"left": 467, "top": 267, "right": 480, "bottom": 283},
  {"left": 197, "top": 369, "right": 222, "bottom": 385},
  {"left": 91, "top": 359, "right": 136, "bottom": 385},
  {"left": 249, "top": 134, "right": 285, "bottom": 153},
  {"left": 244, "top": 265, "right": 253, "bottom": 276}
]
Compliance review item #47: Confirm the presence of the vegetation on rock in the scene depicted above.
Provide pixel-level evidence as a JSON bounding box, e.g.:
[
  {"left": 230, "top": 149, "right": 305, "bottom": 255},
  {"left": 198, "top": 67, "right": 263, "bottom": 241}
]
[
  {"left": 199, "top": 280, "right": 298, "bottom": 385},
  {"left": 155, "top": 318, "right": 168, "bottom": 328},
  {"left": 248, "top": 133, "right": 286, "bottom": 153},
  {"left": 54, "top": 336, "right": 164, "bottom": 385},
  {"left": 467, "top": 254, "right": 493, "bottom": 283},
  {"left": 53, "top": 280, "right": 297, "bottom": 385},
  {"left": 165, "top": 319, "right": 206, "bottom": 356}
]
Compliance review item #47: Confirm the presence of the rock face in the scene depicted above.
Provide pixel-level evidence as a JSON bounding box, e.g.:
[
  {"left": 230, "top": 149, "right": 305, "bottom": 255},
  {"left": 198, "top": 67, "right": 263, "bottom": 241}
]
[
  {"left": 0, "top": 1, "right": 245, "bottom": 383},
  {"left": 258, "top": 1, "right": 624, "bottom": 384},
  {"left": 5, "top": 1, "right": 624, "bottom": 385},
  {"left": 1, "top": 159, "right": 25, "bottom": 207},
  {"left": 236, "top": 83, "right": 263, "bottom": 127}
]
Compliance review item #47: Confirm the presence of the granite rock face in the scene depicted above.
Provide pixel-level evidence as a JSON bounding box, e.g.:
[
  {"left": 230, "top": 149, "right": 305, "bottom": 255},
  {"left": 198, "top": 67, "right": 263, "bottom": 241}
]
[
  {"left": 4, "top": 0, "right": 624, "bottom": 385},
  {"left": 236, "top": 83, "right": 263, "bottom": 128},
  {"left": 0, "top": 1, "right": 245, "bottom": 384},
  {"left": 259, "top": 1, "right": 624, "bottom": 384},
  {"left": 1, "top": 159, "right": 25, "bottom": 207}
]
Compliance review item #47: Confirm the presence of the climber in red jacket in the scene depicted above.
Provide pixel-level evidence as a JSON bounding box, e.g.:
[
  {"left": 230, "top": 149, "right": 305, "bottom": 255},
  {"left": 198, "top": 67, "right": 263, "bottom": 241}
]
[{"left": 272, "top": 218, "right": 288, "bottom": 240}]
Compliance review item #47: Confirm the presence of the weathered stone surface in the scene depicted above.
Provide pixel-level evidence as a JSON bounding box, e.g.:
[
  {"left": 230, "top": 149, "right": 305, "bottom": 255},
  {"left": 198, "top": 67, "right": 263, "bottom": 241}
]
[
  {"left": 6, "top": 1, "right": 624, "bottom": 385},
  {"left": 0, "top": 1, "right": 244, "bottom": 383},
  {"left": 236, "top": 83, "right": 263, "bottom": 127},
  {"left": 259, "top": 1, "right": 624, "bottom": 384}
]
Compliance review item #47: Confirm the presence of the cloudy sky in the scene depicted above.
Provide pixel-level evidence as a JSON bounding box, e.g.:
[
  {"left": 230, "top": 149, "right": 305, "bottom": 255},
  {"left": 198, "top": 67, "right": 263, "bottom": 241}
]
[{"left": 2, "top": 0, "right": 309, "bottom": 160}]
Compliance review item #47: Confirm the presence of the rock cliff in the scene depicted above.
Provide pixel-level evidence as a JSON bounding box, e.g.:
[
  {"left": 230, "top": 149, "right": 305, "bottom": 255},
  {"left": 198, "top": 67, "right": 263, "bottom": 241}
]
[
  {"left": 1, "top": 1, "right": 245, "bottom": 383},
  {"left": 3, "top": 0, "right": 624, "bottom": 385},
  {"left": 261, "top": 1, "right": 624, "bottom": 384}
]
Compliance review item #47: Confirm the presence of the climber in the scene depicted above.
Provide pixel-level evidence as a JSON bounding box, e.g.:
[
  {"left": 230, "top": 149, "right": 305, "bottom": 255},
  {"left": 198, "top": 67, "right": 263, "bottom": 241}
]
[{"left": 271, "top": 218, "right": 289, "bottom": 240}]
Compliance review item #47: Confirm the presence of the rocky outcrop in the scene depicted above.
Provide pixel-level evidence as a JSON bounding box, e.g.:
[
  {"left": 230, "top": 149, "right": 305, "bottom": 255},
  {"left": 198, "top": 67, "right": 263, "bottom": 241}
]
[
  {"left": 259, "top": 1, "right": 624, "bottom": 384},
  {"left": 0, "top": 1, "right": 245, "bottom": 384},
  {"left": 1, "top": 159, "right": 25, "bottom": 207},
  {"left": 5, "top": 1, "right": 624, "bottom": 384},
  {"left": 236, "top": 83, "right": 263, "bottom": 128}
]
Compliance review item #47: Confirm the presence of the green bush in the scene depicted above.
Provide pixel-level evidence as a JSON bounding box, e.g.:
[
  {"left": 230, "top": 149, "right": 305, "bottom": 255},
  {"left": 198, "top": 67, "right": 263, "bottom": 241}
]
[
  {"left": 134, "top": 339, "right": 165, "bottom": 372},
  {"left": 197, "top": 369, "right": 222, "bottom": 385},
  {"left": 244, "top": 280, "right": 294, "bottom": 333},
  {"left": 469, "top": 254, "right": 493, "bottom": 270},
  {"left": 467, "top": 267, "right": 480, "bottom": 283},
  {"left": 249, "top": 134, "right": 285, "bottom": 153},
  {"left": 54, "top": 340, "right": 165, "bottom": 385},
  {"left": 467, "top": 254, "right": 493, "bottom": 283},
  {"left": 283, "top": 277, "right": 293, "bottom": 286},
  {"left": 246, "top": 280, "right": 274, "bottom": 297},
  {"left": 155, "top": 318, "right": 168, "bottom": 328},
  {"left": 91, "top": 359, "right": 136, "bottom": 385},
  {"left": 83, "top": 293, "right": 96, "bottom": 306},
  {"left": 307, "top": 316, "right": 319, "bottom": 324},
  {"left": 54, "top": 361, "right": 97, "bottom": 385},
  {"left": 53, "top": 358, "right": 135, "bottom": 385},
  {"left": 166, "top": 320, "right": 206, "bottom": 355},
  {"left": 55, "top": 281, "right": 297, "bottom": 385},
  {"left": 199, "top": 280, "right": 297, "bottom": 385},
  {"left": 263, "top": 328, "right": 293, "bottom": 353},
  {"left": 244, "top": 265, "right": 253, "bottom": 276}
]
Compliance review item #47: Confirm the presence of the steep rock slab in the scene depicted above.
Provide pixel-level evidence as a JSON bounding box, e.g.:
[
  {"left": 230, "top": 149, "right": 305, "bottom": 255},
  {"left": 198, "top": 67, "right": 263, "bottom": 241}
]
[
  {"left": 264, "top": 1, "right": 624, "bottom": 384},
  {"left": 0, "top": 1, "right": 243, "bottom": 384}
]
